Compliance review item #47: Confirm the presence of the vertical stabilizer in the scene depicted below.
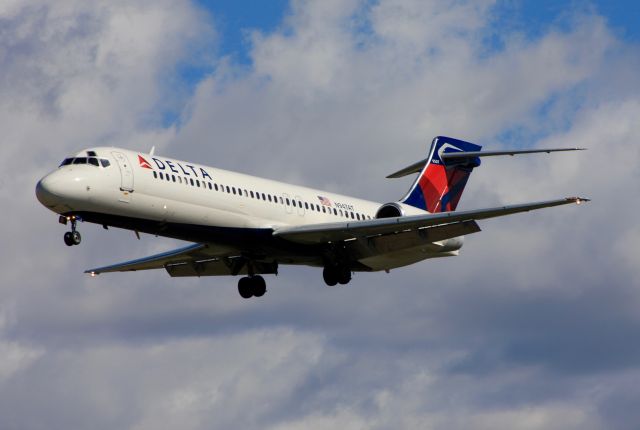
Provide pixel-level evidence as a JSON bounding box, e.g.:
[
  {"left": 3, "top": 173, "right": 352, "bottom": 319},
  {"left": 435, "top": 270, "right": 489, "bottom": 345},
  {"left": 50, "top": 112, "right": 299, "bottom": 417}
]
[{"left": 401, "top": 136, "right": 482, "bottom": 213}]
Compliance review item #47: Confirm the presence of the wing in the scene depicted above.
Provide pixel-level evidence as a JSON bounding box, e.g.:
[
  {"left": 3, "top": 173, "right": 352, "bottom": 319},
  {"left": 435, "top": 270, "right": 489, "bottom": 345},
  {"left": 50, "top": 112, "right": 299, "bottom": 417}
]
[
  {"left": 274, "top": 197, "right": 589, "bottom": 244},
  {"left": 85, "top": 242, "right": 278, "bottom": 277}
]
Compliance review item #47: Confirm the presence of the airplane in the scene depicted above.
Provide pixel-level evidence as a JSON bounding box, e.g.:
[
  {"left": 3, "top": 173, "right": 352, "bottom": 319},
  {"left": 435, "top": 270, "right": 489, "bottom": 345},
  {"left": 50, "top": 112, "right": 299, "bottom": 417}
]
[{"left": 35, "top": 136, "right": 588, "bottom": 298}]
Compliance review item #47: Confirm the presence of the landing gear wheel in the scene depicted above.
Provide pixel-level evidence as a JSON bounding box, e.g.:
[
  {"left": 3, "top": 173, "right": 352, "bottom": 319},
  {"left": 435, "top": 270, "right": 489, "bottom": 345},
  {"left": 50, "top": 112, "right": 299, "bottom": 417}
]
[
  {"left": 323, "top": 267, "right": 338, "bottom": 286},
  {"left": 237, "top": 276, "right": 268, "bottom": 298},
  {"left": 71, "top": 230, "right": 82, "bottom": 245},
  {"left": 238, "top": 277, "right": 253, "bottom": 299},
  {"left": 252, "top": 276, "right": 266, "bottom": 297},
  {"left": 337, "top": 267, "right": 351, "bottom": 285},
  {"left": 64, "top": 232, "right": 74, "bottom": 246}
]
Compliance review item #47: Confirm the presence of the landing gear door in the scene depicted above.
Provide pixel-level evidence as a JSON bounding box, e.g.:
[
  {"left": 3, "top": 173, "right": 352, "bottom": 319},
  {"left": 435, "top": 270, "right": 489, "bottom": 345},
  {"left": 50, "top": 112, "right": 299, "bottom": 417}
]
[{"left": 111, "top": 151, "right": 134, "bottom": 193}]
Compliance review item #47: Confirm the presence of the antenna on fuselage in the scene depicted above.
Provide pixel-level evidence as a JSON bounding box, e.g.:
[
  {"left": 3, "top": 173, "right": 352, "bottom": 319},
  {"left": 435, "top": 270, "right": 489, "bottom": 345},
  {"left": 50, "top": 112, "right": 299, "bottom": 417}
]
[{"left": 149, "top": 146, "right": 156, "bottom": 156}]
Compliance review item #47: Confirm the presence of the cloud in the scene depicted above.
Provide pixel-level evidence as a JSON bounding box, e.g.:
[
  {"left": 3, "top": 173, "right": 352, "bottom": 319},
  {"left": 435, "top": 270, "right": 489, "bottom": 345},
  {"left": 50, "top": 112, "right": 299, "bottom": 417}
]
[{"left": 2, "top": 0, "right": 640, "bottom": 429}]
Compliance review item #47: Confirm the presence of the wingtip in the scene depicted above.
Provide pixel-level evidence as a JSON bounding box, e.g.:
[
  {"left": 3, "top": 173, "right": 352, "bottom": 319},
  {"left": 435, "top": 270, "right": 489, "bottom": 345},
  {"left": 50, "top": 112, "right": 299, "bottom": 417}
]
[{"left": 567, "top": 197, "right": 591, "bottom": 204}]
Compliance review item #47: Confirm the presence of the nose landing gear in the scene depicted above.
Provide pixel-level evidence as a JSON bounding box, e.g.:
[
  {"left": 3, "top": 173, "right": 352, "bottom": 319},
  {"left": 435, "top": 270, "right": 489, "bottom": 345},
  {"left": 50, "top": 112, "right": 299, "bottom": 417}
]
[{"left": 61, "top": 215, "right": 82, "bottom": 246}]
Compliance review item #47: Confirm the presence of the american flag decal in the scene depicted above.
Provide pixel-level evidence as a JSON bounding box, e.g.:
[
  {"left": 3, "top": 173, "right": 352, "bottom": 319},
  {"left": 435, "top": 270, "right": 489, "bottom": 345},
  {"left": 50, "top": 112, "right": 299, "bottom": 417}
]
[{"left": 317, "top": 195, "right": 332, "bottom": 206}]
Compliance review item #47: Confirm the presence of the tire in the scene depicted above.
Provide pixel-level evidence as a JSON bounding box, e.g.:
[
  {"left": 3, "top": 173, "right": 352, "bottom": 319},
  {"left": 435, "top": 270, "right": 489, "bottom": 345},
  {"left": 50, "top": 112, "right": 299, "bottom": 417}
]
[
  {"left": 71, "top": 231, "right": 82, "bottom": 245},
  {"left": 252, "top": 276, "right": 266, "bottom": 297},
  {"left": 63, "top": 232, "right": 74, "bottom": 246},
  {"left": 323, "top": 267, "right": 338, "bottom": 286},
  {"left": 238, "top": 277, "right": 253, "bottom": 299},
  {"left": 338, "top": 267, "right": 351, "bottom": 285}
]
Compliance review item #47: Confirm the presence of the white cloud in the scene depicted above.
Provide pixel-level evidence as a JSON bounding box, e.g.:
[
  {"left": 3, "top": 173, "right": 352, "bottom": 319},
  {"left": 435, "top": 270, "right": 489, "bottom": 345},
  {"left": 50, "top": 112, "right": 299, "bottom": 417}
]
[{"left": 2, "top": 0, "right": 640, "bottom": 429}]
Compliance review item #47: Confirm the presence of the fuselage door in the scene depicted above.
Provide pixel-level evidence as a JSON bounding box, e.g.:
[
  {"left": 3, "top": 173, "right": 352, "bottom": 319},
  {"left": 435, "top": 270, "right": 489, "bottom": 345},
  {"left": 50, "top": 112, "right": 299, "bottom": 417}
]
[
  {"left": 295, "top": 195, "right": 305, "bottom": 216},
  {"left": 111, "top": 151, "right": 134, "bottom": 193},
  {"left": 282, "top": 193, "right": 293, "bottom": 214}
]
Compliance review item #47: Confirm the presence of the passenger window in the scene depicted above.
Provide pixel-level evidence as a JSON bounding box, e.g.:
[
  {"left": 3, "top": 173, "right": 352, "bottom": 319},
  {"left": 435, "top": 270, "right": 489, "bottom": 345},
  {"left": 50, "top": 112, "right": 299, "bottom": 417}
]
[
  {"left": 172, "top": 175, "right": 176, "bottom": 182},
  {"left": 214, "top": 184, "right": 218, "bottom": 191},
  {"left": 305, "top": 202, "right": 309, "bottom": 210},
  {"left": 178, "top": 177, "right": 182, "bottom": 184},
  {"left": 159, "top": 172, "right": 164, "bottom": 180},
  {"left": 190, "top": 178, "right": 194, "bottom": 186},
  {"left": 333, "top": 208, "right": 337, "bottom": 215},
  {"left": 153, "top": 171, "right": 157, "bottom": 179}
]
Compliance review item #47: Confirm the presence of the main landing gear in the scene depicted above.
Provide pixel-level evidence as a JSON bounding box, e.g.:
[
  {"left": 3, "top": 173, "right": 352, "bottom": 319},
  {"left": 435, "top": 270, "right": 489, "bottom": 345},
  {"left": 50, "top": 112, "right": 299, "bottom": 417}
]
[
  {"left": 60, "top": 215, "right": 81, "bottom": 246},
  {"left": 322, "top": 265, "right": 351, "bottom": 286},
  {"left": 238, "top": 275, "right": 267, "bottom": 299}
]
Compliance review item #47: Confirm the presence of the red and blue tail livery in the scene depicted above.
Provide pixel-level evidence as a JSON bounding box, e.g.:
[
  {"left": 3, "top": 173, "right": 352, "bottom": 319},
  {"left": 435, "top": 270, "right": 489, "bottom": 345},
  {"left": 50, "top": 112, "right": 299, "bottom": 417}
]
[{"left": 402, "top": 136, "right": 482, "bottom": 213}]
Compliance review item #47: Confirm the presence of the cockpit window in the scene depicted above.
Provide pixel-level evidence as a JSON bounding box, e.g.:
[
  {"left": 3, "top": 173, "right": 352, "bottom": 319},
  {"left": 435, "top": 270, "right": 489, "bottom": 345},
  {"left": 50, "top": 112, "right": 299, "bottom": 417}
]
[{"left": 59, "top": 157, "right": 111, "bottom": 168}]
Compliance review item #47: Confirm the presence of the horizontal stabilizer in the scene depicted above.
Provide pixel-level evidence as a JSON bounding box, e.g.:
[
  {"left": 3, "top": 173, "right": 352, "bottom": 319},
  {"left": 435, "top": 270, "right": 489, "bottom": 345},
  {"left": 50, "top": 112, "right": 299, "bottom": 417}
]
[{"left": 387, "top": 147, "right": 585, "bottom": 178}]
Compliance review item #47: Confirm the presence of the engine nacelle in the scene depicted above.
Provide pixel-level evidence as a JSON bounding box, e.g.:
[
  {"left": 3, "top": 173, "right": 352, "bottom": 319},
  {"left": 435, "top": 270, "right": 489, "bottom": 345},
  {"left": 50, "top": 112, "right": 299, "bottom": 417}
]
[
  {"left": 375, "top": 202, "right": 433, "bottom": 219},
  {"left": 375, "top": 202, "right": 406, "bottom": 218}
]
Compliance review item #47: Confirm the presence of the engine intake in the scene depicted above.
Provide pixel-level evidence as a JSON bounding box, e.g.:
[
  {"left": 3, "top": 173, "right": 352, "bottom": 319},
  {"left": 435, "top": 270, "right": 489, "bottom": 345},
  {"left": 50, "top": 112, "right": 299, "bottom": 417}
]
[{"left": 375, "top": 202, "right": 405, "bottom": 219}]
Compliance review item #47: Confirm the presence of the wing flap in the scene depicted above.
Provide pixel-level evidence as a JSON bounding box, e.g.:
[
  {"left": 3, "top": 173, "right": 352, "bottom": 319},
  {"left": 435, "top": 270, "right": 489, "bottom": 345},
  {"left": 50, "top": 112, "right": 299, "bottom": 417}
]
[{"left": 274, "top": 197, "right": 589, "bottom": 245}]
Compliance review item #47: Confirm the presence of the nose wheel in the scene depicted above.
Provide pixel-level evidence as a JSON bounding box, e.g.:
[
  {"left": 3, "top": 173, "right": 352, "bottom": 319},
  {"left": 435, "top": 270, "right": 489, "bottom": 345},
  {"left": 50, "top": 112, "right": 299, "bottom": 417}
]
[{"left": 62, "top": 216, "right": 82, "bottom": 246}]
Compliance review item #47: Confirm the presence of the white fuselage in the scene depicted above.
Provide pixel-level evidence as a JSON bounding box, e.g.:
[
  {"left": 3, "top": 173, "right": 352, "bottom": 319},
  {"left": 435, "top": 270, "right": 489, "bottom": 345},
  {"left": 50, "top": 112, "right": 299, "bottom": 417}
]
[
  {"left": 35, "top": 147, "right": 472, "bottom": 275},
  {"left": 37, "top": 147, "right": 425, "bottom": 230}
]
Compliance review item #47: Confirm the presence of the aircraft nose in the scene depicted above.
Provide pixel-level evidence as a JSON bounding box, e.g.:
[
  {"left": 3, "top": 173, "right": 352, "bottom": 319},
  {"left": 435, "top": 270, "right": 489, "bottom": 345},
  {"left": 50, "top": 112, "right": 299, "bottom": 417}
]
[{"left": 36, "top": 174, "right": 65, "bottom": 208}]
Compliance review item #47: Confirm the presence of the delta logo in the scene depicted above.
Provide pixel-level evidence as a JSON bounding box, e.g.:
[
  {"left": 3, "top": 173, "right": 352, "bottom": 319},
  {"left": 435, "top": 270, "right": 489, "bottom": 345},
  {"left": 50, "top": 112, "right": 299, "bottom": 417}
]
[
  {"left": 138, "top": 154, "right": 213, "bottom": 180},
  {"left": 138, "top": 155, "right": 153, "bottom": 169}
]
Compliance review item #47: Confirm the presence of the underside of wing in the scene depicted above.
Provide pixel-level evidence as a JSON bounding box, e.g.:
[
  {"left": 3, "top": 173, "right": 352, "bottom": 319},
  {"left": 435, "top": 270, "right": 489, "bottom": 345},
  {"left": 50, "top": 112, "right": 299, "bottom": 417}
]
[
  {"left": 84, "top": 242, "right": 278, "bottom": 277},
  {"left": 273, "top": 197, "right": 589, "bottom": 245}
]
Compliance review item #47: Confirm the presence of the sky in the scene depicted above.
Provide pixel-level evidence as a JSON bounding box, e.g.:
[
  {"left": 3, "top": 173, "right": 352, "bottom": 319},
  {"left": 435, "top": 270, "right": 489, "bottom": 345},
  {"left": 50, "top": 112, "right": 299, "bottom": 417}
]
[{"left": 1, "top": 0, "right": 640, "bottom": 429}]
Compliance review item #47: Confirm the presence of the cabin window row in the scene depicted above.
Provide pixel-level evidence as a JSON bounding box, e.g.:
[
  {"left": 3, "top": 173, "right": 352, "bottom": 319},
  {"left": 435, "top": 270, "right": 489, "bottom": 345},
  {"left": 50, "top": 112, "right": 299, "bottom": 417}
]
[{"left": 151, "top": 170, "right": 372, "bottom": 221}]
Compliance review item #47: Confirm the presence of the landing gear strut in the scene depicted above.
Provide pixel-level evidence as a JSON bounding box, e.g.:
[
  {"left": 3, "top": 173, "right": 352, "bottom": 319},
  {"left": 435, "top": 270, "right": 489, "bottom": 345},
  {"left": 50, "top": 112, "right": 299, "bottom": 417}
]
[
  {"left": 238, "top": 275, "right": 267, "bottom": 299},
  {"left": 62, "top": 216, "right": 81, "bottom": 246}
]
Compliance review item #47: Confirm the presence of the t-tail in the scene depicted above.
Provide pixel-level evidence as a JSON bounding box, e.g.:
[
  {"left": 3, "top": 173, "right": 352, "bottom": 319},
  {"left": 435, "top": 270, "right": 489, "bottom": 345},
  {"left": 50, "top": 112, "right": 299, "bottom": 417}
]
[
  {"left": 399, "top": 136, "right": 482, "bottom": 213},
  {"left": 387, "top": 136, "right": 587, "bottom": 214}
]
